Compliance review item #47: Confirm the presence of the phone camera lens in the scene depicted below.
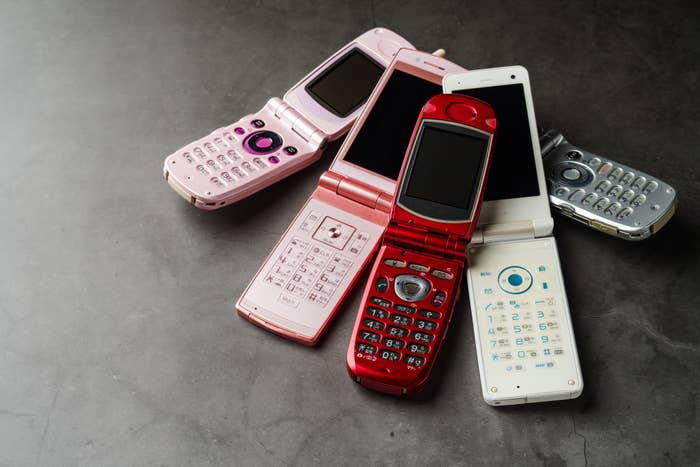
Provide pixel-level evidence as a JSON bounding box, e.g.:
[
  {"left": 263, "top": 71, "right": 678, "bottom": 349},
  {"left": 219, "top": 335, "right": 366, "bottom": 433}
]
[{"left": 510, "top": 74, "right": 515, "bottom": 79}]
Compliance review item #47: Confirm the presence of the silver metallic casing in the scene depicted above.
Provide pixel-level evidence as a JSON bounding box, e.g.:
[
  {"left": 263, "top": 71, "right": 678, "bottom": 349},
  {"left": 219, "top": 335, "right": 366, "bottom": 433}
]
[{"left": 541, "top": 130, "right": 676, "bottom": 240}]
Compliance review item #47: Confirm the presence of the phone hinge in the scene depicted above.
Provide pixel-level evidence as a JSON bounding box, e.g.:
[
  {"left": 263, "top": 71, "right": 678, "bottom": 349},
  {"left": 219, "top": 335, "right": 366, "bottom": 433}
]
[
  {"left": 266, "top": 97, "right": 326, "bottom": 148},
  {"left": 539, "top": 129, "right": 565, "bottom": 157},
  {"left": 471, "top": 221, "right": 537, "bottom": 245},
  {"left": 385, "top": 223, "right": 466, "bottom": 259},
  {"left": 319, "top": 170, "right": 393, "bottom": 212}
]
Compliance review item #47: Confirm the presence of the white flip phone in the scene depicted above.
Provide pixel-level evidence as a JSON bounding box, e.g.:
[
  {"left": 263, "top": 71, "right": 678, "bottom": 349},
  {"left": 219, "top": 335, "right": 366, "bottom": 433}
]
[{"left": 443, "top": 66, "right": 583, "bottom": 405}]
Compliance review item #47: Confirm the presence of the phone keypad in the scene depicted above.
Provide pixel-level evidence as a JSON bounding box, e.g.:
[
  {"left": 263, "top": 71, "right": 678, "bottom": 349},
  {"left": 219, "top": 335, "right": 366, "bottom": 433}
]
[
  {"left": 354, "top": 248, "right": 460, "bottom": 372},
  {"left": 264, "top": 211, "right": 373, "bottom": 309},
  {"left": 547, "top": 149, "right": 674, "bottom": 230},
  {"left": 471, "top": 257, "right": 573, "bottom": 377}
]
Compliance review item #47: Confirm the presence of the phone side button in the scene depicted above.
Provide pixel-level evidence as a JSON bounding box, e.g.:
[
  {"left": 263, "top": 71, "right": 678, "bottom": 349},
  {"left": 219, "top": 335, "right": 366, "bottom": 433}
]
[{"left": 590, "top": 220, "right": 617, "bottom": 235}]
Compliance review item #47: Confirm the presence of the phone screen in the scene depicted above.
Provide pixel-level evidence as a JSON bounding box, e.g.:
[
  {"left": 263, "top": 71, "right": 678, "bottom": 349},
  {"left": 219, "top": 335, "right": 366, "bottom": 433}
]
[
  {"left": 305, "top": 49, "right": 384, "bottom": 118},
  {"left": 404, "top": 122, "right": 488, "bottom": 214},
  {"left": 342, "top": 70, "right": 442, "bottom": 180},
  {"left": 454, "top": 84, "right": 540, "bottom": 201}
]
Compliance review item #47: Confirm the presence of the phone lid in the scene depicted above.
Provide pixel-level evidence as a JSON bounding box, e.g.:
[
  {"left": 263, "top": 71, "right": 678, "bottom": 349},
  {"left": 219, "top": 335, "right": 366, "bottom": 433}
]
[
  {"left": 328, "top": 49, "right": 468, "bottom": 196},
  {"left": 392, "top": 93, "right": 497, "bottom": 240},
  {"left": 283, "top": 28, "right": 413, "bottom": 140},
  {"left": 442, "top": 67, "right": 553, "bottom": 235}
]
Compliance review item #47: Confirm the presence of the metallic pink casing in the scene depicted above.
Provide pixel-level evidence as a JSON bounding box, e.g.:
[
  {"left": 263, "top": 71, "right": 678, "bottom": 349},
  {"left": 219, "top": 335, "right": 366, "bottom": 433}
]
[
  {"left": 163, "top": 28, "right": 413, "bottom": 210},
  {"left": 236, "top": 49, "right": 467, "bottom": 345}
]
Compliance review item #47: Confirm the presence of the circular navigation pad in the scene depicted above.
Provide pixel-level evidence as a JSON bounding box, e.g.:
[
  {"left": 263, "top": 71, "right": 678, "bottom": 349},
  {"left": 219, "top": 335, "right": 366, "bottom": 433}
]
[
  {"left": 394, "top": 274, "right": 431, "bottom": 302},
  {"left": 552, "top": 161, "right": 594, "bottom": 187},
  {"left": 243, "top": 130, "right": 283, "bottom": 155},
  {"left": 497, "top": 266, "right": 533, "bottom": 294}
]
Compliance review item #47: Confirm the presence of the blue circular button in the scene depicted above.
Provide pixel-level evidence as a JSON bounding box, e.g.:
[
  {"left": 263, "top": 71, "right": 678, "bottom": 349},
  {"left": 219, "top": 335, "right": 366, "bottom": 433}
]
[{"left": 507, "top": 274, "right": 523, "bottom": 286}]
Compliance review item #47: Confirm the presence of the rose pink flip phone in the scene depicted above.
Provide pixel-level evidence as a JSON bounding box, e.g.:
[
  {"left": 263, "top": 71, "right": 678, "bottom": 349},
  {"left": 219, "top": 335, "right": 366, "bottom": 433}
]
[
  {"left": 163, "top": 28, "right": 413, "bottom": 209},
  {"left": 236, "top": 49, "right": 466, "bottom": 345}
]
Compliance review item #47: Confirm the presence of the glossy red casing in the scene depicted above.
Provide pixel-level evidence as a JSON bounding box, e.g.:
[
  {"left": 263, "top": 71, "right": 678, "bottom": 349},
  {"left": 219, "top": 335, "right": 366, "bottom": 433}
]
[{"left": 346, "top": 93, "right": 497, "bottom": 394}]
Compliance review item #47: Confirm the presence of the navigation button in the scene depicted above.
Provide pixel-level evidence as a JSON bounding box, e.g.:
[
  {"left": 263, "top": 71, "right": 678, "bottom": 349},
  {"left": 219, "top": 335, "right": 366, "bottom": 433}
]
[
  {"left": 562, "top": 168, "right": 582, "bottom": 181},
  {"left": 431, "top": 269, "right": 453, "bottom": 280},
  {"left": 498, "top": 266, "right": 533, "bottom": 294},
  {"left": 408, "top": 263, "right": 430, "bottom": 273},
  {"left": 394, "top": 274, "right": 431, "bottom": 302}
]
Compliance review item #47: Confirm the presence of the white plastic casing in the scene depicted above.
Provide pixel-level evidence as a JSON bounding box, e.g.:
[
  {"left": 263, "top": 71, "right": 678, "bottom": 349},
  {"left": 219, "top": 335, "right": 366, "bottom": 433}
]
[
  {"left": 443, "top": 66, "right": 584, "bottom": 405},
  {"left": 466, "top": 237, "right": 583, "bottom": 405}
]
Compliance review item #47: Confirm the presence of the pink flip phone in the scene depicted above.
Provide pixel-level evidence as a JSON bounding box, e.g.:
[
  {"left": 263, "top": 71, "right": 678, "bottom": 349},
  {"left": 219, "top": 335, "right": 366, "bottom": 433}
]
[
  {"left": 163, "top": 28, "right": 413, "bottom": 210},
  {"left": 236, "top": 49, "right": 466, "bottom": 345}
]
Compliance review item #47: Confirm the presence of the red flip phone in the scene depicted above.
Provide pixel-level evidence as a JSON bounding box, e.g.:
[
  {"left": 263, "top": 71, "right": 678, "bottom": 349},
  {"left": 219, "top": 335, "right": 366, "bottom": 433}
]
[{"left": 346, "top": 93, "right": 497, "bottom": 395}]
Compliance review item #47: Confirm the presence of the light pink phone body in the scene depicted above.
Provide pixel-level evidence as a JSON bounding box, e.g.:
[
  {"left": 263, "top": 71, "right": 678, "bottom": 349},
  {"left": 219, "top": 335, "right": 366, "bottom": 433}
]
[
  {"left": 163, "top": 28, "right": 413, "bottom": 210},
  {"left": 236, "top": 49, "right": 466, "bottom": 345}
]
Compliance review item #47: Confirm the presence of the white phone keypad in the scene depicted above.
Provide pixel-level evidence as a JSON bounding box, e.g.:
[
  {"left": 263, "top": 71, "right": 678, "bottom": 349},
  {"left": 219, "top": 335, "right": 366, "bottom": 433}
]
[{"left": 467, "top": 238, "right": 582, "bottom": 401}]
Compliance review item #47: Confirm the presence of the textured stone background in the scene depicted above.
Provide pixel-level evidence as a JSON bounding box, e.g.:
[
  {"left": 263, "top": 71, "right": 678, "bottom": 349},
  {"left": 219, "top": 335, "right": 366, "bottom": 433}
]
[{"left": 1, "top": 1, "right": 698, "bottom": 466}]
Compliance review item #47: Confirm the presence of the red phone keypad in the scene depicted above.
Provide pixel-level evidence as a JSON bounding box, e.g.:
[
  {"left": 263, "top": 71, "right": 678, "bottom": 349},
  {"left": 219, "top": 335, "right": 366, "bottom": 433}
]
[{"left": 354, "top": 246, "right": 461, "bottom": 371}]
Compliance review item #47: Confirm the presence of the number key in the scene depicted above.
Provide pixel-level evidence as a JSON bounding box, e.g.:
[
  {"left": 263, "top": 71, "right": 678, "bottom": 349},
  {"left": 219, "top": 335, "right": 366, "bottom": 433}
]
[
  {"left": 387, "top": 326, "right": 409, "bottom": 338},
  {"left": 359, "top": 330, "right": 380, "bottom": 343},
  {"left": 366, "top": 307, "right": 388, "bottom": 319},
  {"left": 379, "top": 349, "right": 401, "bottom": 361},
  {"left": 390, "top": 314, "right": 412, "bottom": 326},
  {"left": 415, "top": 320, "right": 437, "bottom": 331},
  {"left": 382, "top": 337, "right": 405, "bottom": 350},
  {"left": 362, "top": 318, "right": 384, "bottom": 331},
  {"left": 407, "top": 343, "right": 429, "bottom": 355},
  {"left": 412, "top": 331, "right": 433, "bottom": 343}
]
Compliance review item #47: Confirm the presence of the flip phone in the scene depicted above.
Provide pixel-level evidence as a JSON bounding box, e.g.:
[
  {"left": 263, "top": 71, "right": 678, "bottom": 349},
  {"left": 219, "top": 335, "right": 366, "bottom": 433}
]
[
  {"left": 236, "top": 50, "right": 466, "bottom": 345},
  {"left": 346, "top": 94, "right": 497, "bottom": 395},
  {"left": 163, "top": 28, "right": 413, "bottom": 209},
  {"left": 540, "top": 129, "right": 676, "bottom": 240},
  {"left": 444, "top": 66, "right": 583, "bottom": 405}
]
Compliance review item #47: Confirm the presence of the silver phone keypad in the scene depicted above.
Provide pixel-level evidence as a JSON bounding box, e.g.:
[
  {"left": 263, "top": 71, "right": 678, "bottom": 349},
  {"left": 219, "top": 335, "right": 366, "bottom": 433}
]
[{"left": 545, "top": 141, "right": 676, "bottom": 232}]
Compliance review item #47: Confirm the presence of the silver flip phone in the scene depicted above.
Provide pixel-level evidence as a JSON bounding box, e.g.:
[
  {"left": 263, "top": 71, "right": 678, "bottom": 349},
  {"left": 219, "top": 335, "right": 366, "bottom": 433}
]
[{"left": 541, "top": 130, "right": 676, "bottom": 240}]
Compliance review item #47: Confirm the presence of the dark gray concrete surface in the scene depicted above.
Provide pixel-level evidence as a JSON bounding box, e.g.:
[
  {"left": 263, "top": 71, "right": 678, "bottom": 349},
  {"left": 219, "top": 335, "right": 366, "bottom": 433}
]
[{"left": 1, "top": 1, "right": 699, "bottom": 466}]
